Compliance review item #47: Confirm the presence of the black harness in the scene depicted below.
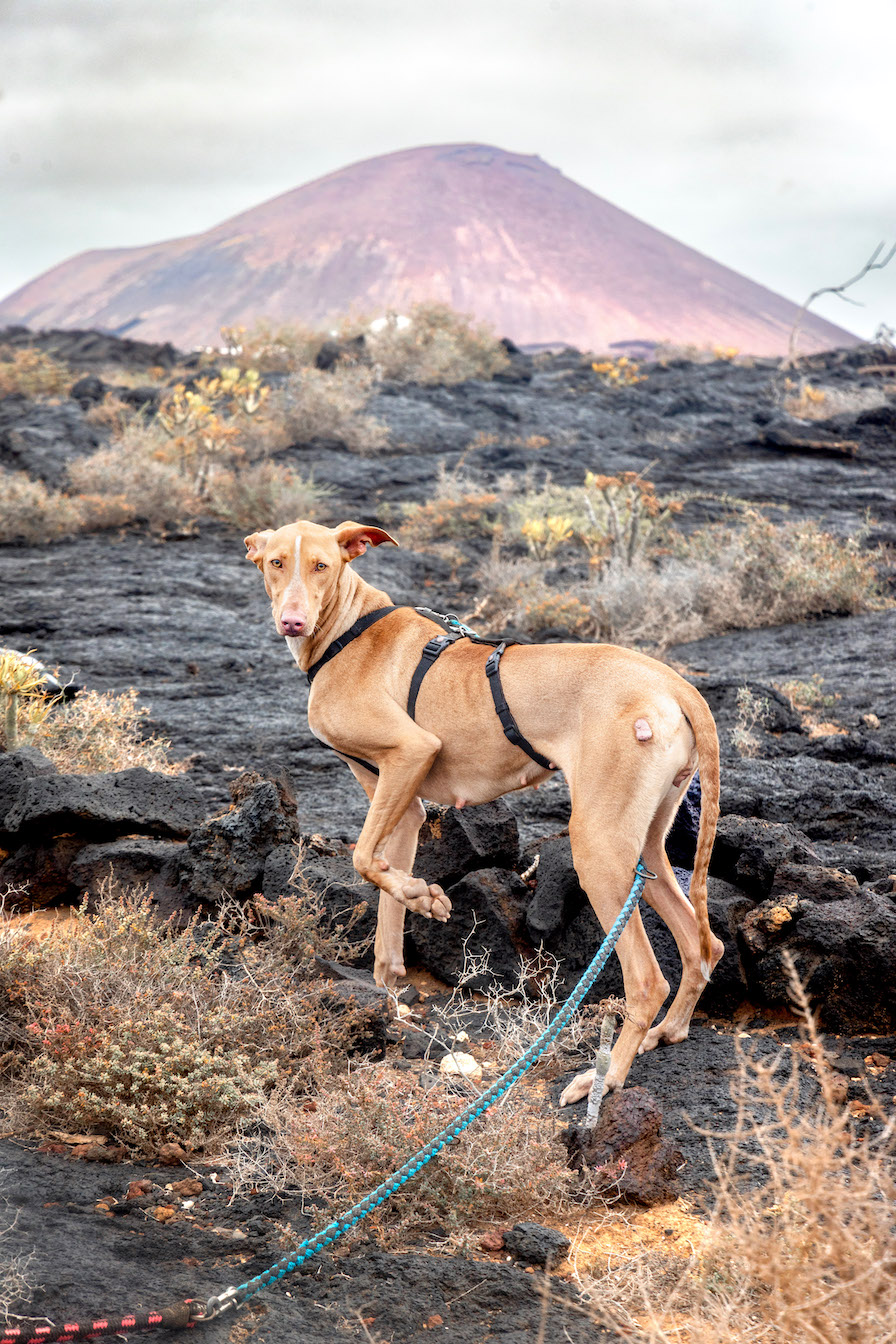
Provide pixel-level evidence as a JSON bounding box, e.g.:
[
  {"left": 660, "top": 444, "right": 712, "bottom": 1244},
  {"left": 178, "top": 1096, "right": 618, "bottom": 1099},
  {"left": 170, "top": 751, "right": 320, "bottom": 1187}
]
[{"left": 306, "top": 606, "right": 556, "bottom": 777}]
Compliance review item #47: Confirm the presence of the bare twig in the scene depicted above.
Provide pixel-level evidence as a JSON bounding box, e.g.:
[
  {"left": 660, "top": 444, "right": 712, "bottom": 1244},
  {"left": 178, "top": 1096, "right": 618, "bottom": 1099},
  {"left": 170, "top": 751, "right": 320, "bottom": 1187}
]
[{"left": 785, "top": 240, "right": 896, "bottom": 368}]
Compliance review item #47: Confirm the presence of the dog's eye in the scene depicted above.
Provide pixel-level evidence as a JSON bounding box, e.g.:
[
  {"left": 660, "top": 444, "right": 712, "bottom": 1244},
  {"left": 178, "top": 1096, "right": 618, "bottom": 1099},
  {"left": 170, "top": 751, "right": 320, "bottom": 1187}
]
[
  {"left": 314, "top": 562, "right": 328, "bottom": 572},
  {"left": 269, "top": 558, "right": 283, "bottom": 568}
]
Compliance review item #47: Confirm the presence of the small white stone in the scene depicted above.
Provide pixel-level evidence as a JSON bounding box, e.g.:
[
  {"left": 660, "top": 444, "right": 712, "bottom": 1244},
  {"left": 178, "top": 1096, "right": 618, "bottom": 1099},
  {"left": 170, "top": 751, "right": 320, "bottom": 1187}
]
[{"left": 439, "top": 1051, "right": 482, "bottom": 1084}]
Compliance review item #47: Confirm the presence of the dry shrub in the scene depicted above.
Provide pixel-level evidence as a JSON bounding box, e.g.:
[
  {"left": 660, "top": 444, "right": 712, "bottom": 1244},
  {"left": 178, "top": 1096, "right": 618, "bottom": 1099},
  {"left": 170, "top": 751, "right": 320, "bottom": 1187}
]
[
  {"left": 398, "top": 492, "right": 501, "bottom": 552},
  {"left": 31, "top": 687, "right": 183, "bottom": 775},
  {"left": 0, "top": 347, "right": 70, "bottom": 398},
  {"left": 0, "top": 882, "right": 372, "bottom": 1155},
  {"left": 0, "top": 471, "right": 83, "bottom": 544},
  {"left": 652, "top": 342, "right": 743, "bottom": 366},
  {"left": 0, "top": 1178, "right": 33, "bottom": 1317},
  {"left": 472, "top": 551, "right": 706, "bottom": 646},
  {"left": 220, "top": 320, "right": 323, "bottom": 373},
  {"left": 394, "top": 461, "right": 509, "bottom": 555},
  {"left": 780, "top": 379, "right": 889, "bottom": 421},
  {"left": 364, "top": 302, "right": 510, "bottom": 385},
  {"left": 83, "top": 392, "right": 139, "bottom": 433},
  {"left": 232, "top": 1060, "right": 579, "bottom": 1245},
  {"left": 730, "top": 686, "right": 771, "bottom": 757},
  {"left": 272, "top": 366, "right": 388, "bottom": 454},
  {"left": 473, "top": 513, "right": 886, "bottom": 649},
  {"left": 66, "top": 424, "right": 198, "bottom": 532},
  {"left": 588, "top": 972, "right": 896, "bottom": 1343},
  {"left": 676, "top": 511, "right": 887, "bottom": 627},
  {"left": 204, "top": 460, "right": 330, "bottom": 530},
  {"left": 431, "top": 942, "right": 609, "bottom": 1074}
]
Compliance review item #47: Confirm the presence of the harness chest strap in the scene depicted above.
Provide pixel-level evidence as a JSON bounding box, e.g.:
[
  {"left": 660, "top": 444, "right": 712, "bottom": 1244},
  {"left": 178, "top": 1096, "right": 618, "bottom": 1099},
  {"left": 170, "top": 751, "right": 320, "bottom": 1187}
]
[{"left": 305, "top": 607, "right": 557, "bottom": 776}]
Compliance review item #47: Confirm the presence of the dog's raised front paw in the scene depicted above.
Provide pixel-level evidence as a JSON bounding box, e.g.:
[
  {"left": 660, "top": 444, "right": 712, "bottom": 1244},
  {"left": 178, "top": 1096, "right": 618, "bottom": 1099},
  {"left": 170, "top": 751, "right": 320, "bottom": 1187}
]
[
  {"left": 558, "top": 1068, "right": 596, "bottom": 1107},
  {"left": 394, "top": 877, "right": 451, "bottom": 921}
]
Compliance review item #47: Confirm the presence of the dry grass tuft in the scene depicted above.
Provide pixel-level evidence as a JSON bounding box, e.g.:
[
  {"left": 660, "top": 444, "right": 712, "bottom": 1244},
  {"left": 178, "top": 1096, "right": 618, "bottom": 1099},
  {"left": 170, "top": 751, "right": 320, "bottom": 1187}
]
[{"left": 780, "top": 378, "right": 890, "bottom": 421}]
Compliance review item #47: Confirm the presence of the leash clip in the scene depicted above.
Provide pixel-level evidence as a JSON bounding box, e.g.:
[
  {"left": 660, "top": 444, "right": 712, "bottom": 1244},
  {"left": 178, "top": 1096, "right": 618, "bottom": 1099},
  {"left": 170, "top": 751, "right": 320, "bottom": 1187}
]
[{"left": 193, "top": 1285, "right": 242, "bottom": 1321}]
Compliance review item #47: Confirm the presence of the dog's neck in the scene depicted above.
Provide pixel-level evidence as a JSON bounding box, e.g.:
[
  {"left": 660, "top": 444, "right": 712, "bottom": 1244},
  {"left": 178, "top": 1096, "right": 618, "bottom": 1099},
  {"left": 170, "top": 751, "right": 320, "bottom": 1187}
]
[{"left": 288, "top": 565, "right": 395, "bottom": 673}]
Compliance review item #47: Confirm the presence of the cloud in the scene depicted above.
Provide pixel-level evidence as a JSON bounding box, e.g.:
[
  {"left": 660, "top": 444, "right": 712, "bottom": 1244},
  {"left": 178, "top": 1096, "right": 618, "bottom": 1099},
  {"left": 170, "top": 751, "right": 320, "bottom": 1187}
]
[{"left": 1, "top": 0, "right": 893, "bottom": 334}]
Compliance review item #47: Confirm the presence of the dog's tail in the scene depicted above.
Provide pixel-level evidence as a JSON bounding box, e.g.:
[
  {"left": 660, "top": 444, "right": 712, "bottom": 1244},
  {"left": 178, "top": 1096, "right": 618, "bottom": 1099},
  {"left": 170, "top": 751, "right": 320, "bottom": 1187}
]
[{"left": 681, "top": 685, "right": 720, "bottom": 979}]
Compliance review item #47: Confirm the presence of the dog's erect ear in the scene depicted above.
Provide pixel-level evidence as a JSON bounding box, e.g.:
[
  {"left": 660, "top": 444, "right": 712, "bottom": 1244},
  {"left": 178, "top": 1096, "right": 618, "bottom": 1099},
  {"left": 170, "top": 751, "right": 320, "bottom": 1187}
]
[
  {"left": 333, "top": 522, "right": 400, "bottom": 562},
  {"left": 244, "top": 530, "right": 275, "bottom": 570}
]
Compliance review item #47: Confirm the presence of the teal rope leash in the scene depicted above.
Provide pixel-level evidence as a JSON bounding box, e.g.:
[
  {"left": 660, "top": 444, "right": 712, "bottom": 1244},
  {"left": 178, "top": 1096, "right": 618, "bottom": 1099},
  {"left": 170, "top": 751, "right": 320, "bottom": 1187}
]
[{"left": 195, "top": 859, "right": 655, "bottom": 1323}]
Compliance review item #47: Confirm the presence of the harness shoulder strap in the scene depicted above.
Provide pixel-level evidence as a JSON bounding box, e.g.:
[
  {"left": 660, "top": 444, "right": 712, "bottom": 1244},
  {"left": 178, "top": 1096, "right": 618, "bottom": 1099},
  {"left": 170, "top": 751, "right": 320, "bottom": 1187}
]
[
  {"left": 306, "top": 606, "right": 401, "bottom": 684},
  {"left": 485, "top": 643, "right": 556, "bottom": 772}
]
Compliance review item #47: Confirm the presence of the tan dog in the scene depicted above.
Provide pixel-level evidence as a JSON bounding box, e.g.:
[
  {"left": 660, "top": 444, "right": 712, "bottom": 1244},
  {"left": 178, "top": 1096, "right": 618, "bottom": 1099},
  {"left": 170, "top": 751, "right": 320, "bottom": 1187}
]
[{"left": 245, "top": 518, "right": 723, "bottom": 1102}]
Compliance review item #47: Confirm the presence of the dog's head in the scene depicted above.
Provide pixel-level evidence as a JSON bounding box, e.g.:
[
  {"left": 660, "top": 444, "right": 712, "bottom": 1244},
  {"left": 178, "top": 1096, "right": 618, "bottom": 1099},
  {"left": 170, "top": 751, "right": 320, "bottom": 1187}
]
[{"left": 243, "top": 519, "right": 398, "bottom": 638}]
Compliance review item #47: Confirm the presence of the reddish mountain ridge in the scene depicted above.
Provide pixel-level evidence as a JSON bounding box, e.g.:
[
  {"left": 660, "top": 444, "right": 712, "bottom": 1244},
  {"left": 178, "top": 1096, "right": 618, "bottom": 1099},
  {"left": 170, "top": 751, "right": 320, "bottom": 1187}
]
[{"left": 0, "top": 143, "right": 855, "bottom": 354}]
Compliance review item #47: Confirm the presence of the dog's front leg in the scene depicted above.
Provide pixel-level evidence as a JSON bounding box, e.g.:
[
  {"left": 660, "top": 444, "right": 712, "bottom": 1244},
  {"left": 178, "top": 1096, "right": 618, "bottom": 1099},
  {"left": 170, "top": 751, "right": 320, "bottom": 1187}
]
[{"left": 351, "top": 731, "right": 451, "bottom": 924}]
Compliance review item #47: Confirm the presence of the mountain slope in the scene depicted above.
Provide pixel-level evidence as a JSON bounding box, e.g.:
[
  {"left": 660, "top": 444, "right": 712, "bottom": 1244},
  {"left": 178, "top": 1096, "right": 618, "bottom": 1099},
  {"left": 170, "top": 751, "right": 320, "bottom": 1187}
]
[{"left": 0, "top": 143, "right": 855, "bottom": 354}]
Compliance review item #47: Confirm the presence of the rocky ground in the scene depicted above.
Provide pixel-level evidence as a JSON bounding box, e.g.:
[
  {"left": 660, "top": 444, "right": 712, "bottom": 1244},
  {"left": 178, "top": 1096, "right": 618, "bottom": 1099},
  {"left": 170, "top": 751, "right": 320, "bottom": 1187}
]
[{"left": 1, "top": 328, "right": 895, "bottom": 1341}]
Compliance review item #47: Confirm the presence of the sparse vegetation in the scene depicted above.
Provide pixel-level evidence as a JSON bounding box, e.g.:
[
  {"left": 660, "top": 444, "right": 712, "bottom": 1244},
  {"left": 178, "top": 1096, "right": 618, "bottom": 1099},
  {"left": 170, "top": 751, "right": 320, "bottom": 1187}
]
[
  {"left": 652, "top": 341, "right": 743, "bottom": 366},
  {"left": 776, "top": 672, "right": 840, "bottom": 713},
  {"left": 219, "top": 320, "right": 324, "bottom": 373},
  {"left": 203, "top": 459, "right": 331, "bottom": 531},
  {"left": 238, "top": 1062, "right": 579, "bottom": 1246},
  {"left": 218, "top": 304, "right": 510, "bottom": 388},
  {"left": 510, "top": 470, "right": 682, "bottom": 566},
  {"left": 587, "top": 967, "right": 896, "bottom": 1343},
  {"left": 395, "top": 463, "right": 502, "bottom": 554},
  {"left": 468, "top": 494, "right": 887, "bottom": 648},
  {"left": 66, "top": 423, "right": 199, "bottom": 532}
]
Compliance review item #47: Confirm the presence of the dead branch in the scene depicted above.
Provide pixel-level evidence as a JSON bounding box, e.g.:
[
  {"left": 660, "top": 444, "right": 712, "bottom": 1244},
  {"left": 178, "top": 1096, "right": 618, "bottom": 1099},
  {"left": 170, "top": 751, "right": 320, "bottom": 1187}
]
[{"left": 784, "top": 240, "right": 896, "bottom": 368}]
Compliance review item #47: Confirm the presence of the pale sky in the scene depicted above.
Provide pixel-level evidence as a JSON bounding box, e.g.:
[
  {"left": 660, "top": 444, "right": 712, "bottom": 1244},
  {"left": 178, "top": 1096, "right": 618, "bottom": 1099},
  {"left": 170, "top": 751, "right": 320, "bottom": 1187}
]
[{"left": 2, "top": 0, "right": 894, "bottom": 338}]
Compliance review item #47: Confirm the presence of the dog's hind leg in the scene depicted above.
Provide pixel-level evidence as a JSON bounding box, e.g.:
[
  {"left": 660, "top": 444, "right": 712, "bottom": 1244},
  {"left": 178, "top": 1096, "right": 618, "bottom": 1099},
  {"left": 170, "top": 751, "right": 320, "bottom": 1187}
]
[
  {"left": 639, "top": 792, "right": 724, "bottom": 1052},
  {"left": 558, "top": 795, "right": 670, "bottom": 1106}
]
